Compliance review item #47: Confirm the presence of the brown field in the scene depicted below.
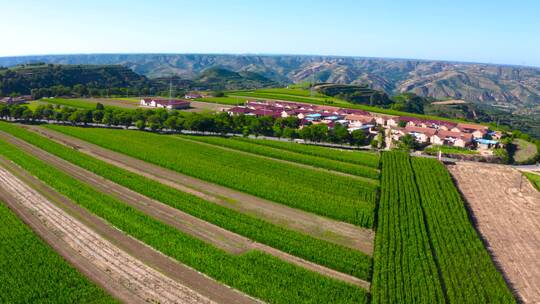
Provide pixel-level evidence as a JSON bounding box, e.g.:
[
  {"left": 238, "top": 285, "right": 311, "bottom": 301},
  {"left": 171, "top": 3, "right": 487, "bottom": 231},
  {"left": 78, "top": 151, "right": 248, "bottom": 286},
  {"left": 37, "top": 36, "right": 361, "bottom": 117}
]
[
  {"left": 24, "top": 124, "right": 375, "bottom": 254},
  {"left": 448, "top": 161, "right": 540, "bottom": 303},
  {"left": 0, "top": 129, "right": 369, "bottom": 288},
  {"left": 0, "top": 162, "right": 225, "bottom": 304}
]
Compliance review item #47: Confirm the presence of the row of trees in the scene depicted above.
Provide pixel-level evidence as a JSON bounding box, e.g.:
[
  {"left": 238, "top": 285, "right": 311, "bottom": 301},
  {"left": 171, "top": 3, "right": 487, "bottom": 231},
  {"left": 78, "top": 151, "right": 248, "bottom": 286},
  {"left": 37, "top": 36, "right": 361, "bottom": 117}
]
[{"left": 0, "top": 103, "right": 371, "bottom": 146}]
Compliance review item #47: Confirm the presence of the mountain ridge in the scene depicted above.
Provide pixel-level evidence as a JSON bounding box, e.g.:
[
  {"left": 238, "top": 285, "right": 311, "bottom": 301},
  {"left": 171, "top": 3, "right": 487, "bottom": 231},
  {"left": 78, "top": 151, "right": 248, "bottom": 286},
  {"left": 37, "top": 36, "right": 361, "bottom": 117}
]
[{"left": 1, "top": 54, "right": 539, "bottom": 110}]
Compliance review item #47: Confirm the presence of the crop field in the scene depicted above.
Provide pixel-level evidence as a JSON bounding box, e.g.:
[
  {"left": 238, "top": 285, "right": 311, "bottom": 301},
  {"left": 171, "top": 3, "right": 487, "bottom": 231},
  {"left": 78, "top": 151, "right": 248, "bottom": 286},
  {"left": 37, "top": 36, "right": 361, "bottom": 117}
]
[
  {"left": 524, "top": 172, "right": 540, "bottom": 191},
  {"left": 412, "top": 158, "right": 514, "bottom": 303},
  {"left": 0, "top": 121, "right": 373, "bottom": 280},
  {"left": 194, "top": 96, "right": 249, "bottom": 105},
  {"left": 233, "top": 137, "right": 380, "bottom": 168},
  {"left": 0, "top": 164, "right": 218, "bottom": 304},
  {"left": 45, "top": 125, "right": 378, "bottom": 227},
  {"left": 182, "top": 135, "right": 380, "bottom": 180},
  {"left": 0, "top": 136, "right": 369, "bottom": 304},
  {"left": 372, "top": 152, "right": 515, "bottom": 304},
  {"left": 39, "top": 97, "right": 102, "bottom": 109},
  {"left": 372, "top": 152, "right": 444, "bottom": 304},
  {"left": 0, "top": 201, "right": 116, "bottom": 303},
  {"left": 0, "top": 118, "right": 522, "bottom": 303},
  {"left": 227, "top": 90, "right": 342, "bottom": 105}
]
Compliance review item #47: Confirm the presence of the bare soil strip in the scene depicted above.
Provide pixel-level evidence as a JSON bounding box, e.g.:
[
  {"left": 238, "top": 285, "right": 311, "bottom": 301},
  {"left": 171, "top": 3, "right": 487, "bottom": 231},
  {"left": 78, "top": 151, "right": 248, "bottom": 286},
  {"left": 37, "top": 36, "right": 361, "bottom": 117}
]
[
  {"left": 0, "top": 163, "right": 221, "bottom": 304},
  {"left": 0, "top": 131, "right": 370, "bottom": 289},
  {"left": 448, "top": 162, "right": 540, "bottom": 304},
  {"left": 0, "top": 156, "right": 259, "bottom": 304},
  {"left": 25, "top": 124, "right": 375, "bottom": 254}
]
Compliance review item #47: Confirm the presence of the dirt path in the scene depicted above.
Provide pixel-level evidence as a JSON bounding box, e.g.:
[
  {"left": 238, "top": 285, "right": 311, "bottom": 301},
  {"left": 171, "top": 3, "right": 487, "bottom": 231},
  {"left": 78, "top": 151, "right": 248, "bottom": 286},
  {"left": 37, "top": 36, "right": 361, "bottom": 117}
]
[
  {"left": 0, "top": 162, "right": 227, "bottom": 304},
  {"left": 24, "top": 124, "right": 375, "bottom": 254},
  {"left": 174, "top": 135, "right": 378, "bottom": 183},
  {"left": 0, "top": 131, "right": 370, "bottom": 289},
  {"left": 448, "top": 162, "right": 540, "bottom": 304}
]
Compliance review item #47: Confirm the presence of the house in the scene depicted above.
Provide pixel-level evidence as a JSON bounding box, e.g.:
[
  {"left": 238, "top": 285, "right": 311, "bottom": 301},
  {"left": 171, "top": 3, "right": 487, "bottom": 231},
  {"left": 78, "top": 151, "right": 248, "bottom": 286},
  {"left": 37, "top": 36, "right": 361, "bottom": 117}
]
[
  {"left": 227, "top": 106, "right": 251, "bottom": 115},
  {"left": 453, "top": 123, "right": 489, "bottom": 139},
  {"left": 431, "top": 130, "right": 473, "bottom": 148},
  {"left": 348, "top": 124, "right": 373, "bottom": 134},
  {"left": 475, "top": 138, "right": 500, "bottom": 150},
  {"left": 345, "top": 114, "right": 375, "bottom": 126},
  {"left": 372, "top": 115, "right": 394, "bottom": 126},
  {"left": 405, "top": 126, "right": 437, "bottom": 143},
  {"left": 0, "top": 96, "right": 27, "bottom": 105},
  {"left": 386, "top": 117, "right": 400, "bottom": 127},
  {"left": 140, "top": 98, "right": 190, "bottom": 110},
  {"left": 184, "top": 92, "right": 203, "bottom": 99}
]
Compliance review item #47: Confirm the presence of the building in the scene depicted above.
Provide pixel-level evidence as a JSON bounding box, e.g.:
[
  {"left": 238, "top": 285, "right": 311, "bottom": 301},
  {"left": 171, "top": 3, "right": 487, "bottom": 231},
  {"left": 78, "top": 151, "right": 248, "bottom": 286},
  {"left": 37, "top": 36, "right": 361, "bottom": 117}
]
[
  {"left": 0, "top": 96, "right": 27, "bottom": 105},
  {"left": 345, "top": 114, "right": 375, "bottom": 126},
  {"left": 184, "top": 92, "right": 203, "bottom": 99},
  {"left": 140, "top": 98, "right": 190, "bottom": 110},
  {"left": 431, "top": 130, "right": 474, "bottom": 148},
  {"left": 453, "top": 123, "right": 489, "bottom": 139},
  {"left": 405, "top": 126, "right": 437, "bottom": 143}
]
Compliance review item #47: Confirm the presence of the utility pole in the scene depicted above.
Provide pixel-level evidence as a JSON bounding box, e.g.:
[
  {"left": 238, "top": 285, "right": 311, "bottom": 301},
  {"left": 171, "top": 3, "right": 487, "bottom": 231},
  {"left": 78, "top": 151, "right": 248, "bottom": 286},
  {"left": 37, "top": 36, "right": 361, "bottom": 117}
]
[{"left": 169, "top": 77, "right": 173, "bottom": 102}]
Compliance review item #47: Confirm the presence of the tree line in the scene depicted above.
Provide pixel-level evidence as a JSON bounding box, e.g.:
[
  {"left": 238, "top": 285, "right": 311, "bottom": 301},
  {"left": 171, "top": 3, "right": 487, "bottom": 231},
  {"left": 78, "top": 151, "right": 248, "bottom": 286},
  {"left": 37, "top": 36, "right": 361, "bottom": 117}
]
[{"left": 0, "top": 103, "right": 371, "bottom": 146}]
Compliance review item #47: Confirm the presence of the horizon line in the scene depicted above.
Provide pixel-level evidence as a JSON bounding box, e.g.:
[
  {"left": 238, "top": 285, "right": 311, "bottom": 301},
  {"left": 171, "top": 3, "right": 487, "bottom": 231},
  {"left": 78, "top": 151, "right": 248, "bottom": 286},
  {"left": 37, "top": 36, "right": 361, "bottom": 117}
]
[{"left": 0, "top": 52, "right": 538, "bottom": 69}]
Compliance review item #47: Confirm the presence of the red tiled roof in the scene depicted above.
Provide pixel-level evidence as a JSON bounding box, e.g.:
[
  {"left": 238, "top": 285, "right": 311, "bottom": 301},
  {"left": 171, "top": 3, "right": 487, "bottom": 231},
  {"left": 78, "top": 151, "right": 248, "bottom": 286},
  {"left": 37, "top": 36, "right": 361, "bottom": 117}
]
[
  {"left": 405, "top": 126, "right": 437, "bottom": 136},
  {"left": 228, "top": 106, "right": 251, "bottom": 114},
  {"left": 456, "top": 123, "right": 489, "bottom": 131}
]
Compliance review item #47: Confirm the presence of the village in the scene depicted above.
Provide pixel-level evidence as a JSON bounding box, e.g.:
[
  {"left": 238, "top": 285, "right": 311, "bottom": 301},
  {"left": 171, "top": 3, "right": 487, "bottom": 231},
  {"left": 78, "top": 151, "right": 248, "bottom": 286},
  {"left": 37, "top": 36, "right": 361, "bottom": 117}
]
[
  {"left": 224, "top": 99, "right": 502, "bottom": 154},
  {"left": 2, "top": 95, "right": 502, "bottom": 155}
]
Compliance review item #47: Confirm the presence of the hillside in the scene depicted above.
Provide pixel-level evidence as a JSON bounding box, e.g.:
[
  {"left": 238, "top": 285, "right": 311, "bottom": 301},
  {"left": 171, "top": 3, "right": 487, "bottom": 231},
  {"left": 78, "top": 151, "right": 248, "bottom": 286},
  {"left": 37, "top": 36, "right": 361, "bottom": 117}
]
[
  {"left": 193, "top": 67, "right": 278, "bottom": 90},
  {"left": 0, "top": 64, "right": 275, "bottom": 97},
  {"left": 0, "top": 63, "right": 150, "bottom": 96},
  {"left": 1, "top": 54, "right": 538, "bottom": 109}
]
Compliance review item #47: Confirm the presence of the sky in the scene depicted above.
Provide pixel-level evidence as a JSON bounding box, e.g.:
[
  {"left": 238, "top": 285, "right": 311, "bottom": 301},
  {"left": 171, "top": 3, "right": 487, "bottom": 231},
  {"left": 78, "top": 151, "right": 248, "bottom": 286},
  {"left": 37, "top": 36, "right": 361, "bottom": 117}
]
[{"left": 1, "top": 0, "right": 539, "bottom": 67}]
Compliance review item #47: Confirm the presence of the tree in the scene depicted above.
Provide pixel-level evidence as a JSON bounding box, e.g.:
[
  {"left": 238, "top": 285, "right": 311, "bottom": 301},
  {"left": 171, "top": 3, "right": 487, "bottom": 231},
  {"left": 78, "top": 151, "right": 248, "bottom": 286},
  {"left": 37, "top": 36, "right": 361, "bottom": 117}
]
[
  {"left": 350, "top": 130, "right": 367, "bottom": 146},
  {"left": 283, "top": 127, "right": 298, "bottom": 140},
  {"left": 95, "top": 103, "right": 105, "bottom": 110},
  {"left": 397, "top": 134, "right": 417, "bottom": 150},
  {"left": 329, "top": 123, "right": 350, "bottom": 144},
  {"left": 135, "top": 119, "right": 146, "bottom": 130},
  {"left": 164, "top": 116, "right": 178, "bottom": 131},
  {"left": 147, "top": 114, "right": 162, "bottom": 131}
]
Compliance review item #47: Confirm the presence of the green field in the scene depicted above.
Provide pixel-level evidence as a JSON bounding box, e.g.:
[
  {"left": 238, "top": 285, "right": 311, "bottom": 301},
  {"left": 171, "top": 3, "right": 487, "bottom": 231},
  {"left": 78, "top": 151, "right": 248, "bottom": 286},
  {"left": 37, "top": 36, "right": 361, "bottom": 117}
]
[
  {"left": 39, "top": 98, "right": 100, "bottom": 109},
  {"left": 183, "top": 135, "right": 380, "bottom": 180},
  {"left": 45, "top": 125, "right": 378, "bottom": 227},
  {"left": 0, "top": 136, "right": 368, "bottom": 304},
  {"left": 0, "top": 121, "right": 372, "bottom": 280},
  {"left": 233, "top": 137, "right": 380, "bottom": 168},
  {"left": 412, "top": 157, "right": 514, "bottom": 303},
  {"left": 0, "top": 202, "right": 116, "bottom": 303},
  {"left": 194, "top": 96, "right": 249, "bottom": 105},
  {"left": 371, "top": 152, "right": 515, "bottom": 303},
  {"left": 372, "top": 152, "right": 444, "bottom": 304},
  {"left": 524, "top": 172, "right": 540, "bottom": 191}
]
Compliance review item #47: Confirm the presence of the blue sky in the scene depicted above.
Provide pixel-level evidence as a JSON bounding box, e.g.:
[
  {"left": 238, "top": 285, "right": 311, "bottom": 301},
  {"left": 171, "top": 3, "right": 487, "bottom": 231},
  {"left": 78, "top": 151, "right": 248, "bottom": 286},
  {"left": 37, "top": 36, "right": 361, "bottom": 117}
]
[{"left": 1, "top": 0, "right": 539, "bottom": 66}]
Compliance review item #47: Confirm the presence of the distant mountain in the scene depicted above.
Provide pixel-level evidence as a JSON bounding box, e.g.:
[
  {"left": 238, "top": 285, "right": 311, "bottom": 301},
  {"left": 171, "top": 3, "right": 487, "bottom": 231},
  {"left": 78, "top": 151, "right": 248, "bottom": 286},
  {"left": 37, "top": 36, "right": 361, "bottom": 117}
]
[
  {"left": 1, "top": 54, "right": 539, "bottom": 110},
  {"left": 193, "top": 67, "right": 277, "bottom": 90}
]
